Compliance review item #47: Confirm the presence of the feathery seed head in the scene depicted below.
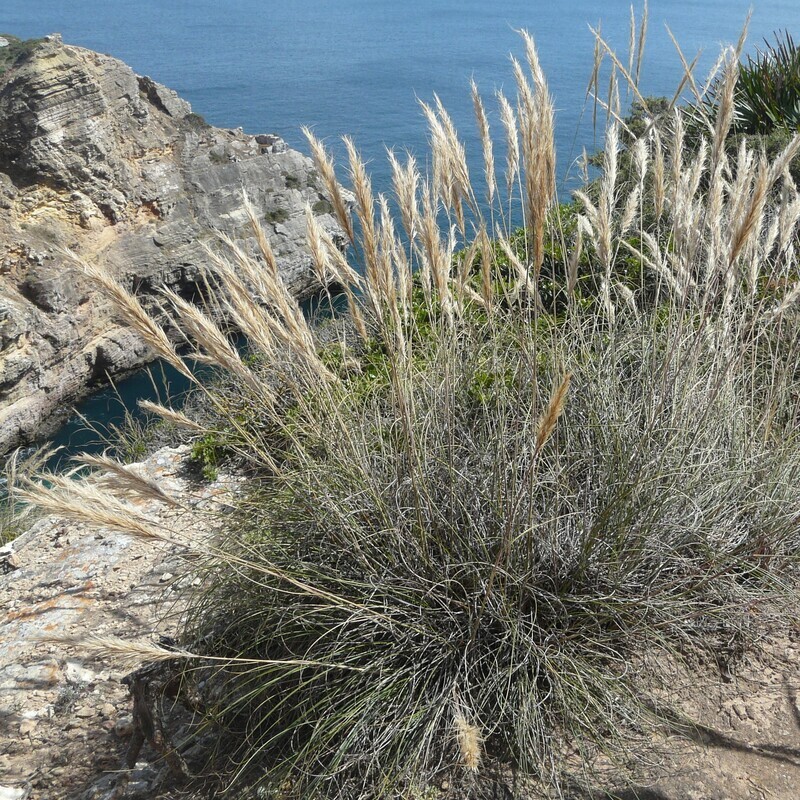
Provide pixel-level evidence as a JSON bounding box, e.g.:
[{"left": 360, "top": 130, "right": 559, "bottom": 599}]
[{"left": 454, "top": 713, "right": 483, "bottom": 772}]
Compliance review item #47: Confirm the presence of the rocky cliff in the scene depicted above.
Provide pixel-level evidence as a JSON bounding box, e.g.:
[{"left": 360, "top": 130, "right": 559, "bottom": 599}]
[{"left": 0, "top": 34, "right": 338, "bottom": 454}]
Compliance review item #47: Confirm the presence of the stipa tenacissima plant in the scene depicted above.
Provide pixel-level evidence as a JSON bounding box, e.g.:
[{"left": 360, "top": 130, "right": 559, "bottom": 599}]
[{"left": 19, "top": 19, "right": 800, "bottom": 800}]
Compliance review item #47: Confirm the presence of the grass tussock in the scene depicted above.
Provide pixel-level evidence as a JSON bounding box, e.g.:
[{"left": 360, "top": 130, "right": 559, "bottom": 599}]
[
  {"left": 18, "top": 15, "right": 800, "bottom": 800},
  {"left": 1, "top": 447, "right": 50, "bottom": 545}
]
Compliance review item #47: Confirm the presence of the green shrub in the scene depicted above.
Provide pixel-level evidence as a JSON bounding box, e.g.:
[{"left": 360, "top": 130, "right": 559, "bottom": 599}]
[
  {"left": 730, "top": 30, "right": 800, "bottom": 134},
  {"left": 0, "top": 35, "right": 45, "bottom": 77},
  {"left": 265, "top": 207, "right": 290, "bottom": 225},
  {"left": 189, "top": 432, "right": 223, "bottom": 481},
  {"left": 313, "top": 198, "right": 335, "bottom": 215},
  {"left": 284, "top": 173, "right": 302, "bottom": 189},
  {"left": 209, "top": 149, "right": 230, "bottom": 165},
  {"left": 183, "top": 112, "right": 210, "bottom": 131}
]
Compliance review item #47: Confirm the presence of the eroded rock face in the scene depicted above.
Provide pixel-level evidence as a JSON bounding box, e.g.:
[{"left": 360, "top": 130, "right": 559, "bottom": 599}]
[{"left": 0, "top": 34, "right": 338, "bottom": 453}]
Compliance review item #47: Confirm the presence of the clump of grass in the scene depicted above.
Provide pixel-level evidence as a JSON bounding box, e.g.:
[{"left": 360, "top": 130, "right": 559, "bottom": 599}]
[
  {"left": 1, "top": 447, "right": 50, "bottom": 544},
  {"left": 18, "top": 18, "right": 800, "bottom": 800},
  {"left": 0, "top": 495, "right": 24, "bottom": 546}
]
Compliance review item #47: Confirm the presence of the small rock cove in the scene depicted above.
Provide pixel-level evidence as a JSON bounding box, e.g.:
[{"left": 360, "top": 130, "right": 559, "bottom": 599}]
[
  {"left": 38, "top": 360, "right": 192, "bottom": 470},
  {"left": 0, "top": 35, "right": 343, "bottom": 465},
  {"left": 34, "top": 294, "right": 333, "bottom": 473}
]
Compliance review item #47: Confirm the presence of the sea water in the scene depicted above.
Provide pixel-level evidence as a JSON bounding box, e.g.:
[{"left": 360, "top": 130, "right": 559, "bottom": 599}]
[
  {"left": 3, "top": 0, "right": 799, "bottom": 459},
  {"left": 5, "top": 0, "right": 800, "bottom": 190}
]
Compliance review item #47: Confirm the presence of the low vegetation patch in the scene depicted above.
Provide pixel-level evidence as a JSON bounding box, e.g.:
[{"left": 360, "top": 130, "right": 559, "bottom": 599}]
[{"left": 0, "top": 34, "right": 45, "bottom": 76}]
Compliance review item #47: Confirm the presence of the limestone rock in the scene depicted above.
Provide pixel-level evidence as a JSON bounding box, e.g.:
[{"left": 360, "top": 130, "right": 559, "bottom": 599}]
[
  {"left": 0, "top": 445, "right": 235, "bottom": 796},
  {"left": 0, "top": 36, "right": 341, "bottom": 453},
  {"left": 0, "top": 787, "right": 29, "bottom": 800}
]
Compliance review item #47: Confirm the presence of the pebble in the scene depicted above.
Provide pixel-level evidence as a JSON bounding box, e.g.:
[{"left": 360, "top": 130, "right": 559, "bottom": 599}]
[
  {"left": 159, "top": 572, "right": 174, "bottom": 582},
  {"left": 100, "top": 702, "right": 116, "bottom": 718},
  {"left": 20, "top": 707, "right": 51, "bottom": 720},
  {"left": 114, "top": 715, "right": 134, "bottom": 738},
  {"left": 64, "top": 661, "right": 97, "bottom": 685},
  {"left": 75, "top": 706, "right": 95, "bottom": 719},
  {"left": 18, "top": 719, "right": 37, "bottom": 736},
  {"left": 125, "top": 781, "right": 152, "bottom": 797},
  {"left": 731, "top": 701, "right": 748, "bottom": 721},
  {"left": 0, "top": 787, "right": 28, "bottom": 800},
  {"left": 0, "top": 550, "right": 20, "bottom": 571}
]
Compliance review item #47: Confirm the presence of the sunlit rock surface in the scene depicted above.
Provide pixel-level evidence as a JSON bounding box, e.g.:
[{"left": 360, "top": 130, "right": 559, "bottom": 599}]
[{"left": 0, "top": 34, "right": 338, "bottom": 453}]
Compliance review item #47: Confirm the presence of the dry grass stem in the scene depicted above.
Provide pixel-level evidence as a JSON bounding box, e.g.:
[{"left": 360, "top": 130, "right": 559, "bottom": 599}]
[
  {"left": 472, "top": 79, "right": 497, "bottom": 207},
  {"left": 18, "top": 475, "right": 174, "bottom": 543},
  {"left": 74, "top": 452, "right": 183, "bottom": 507},
  {"left": 535, "top": 372, "right": 572, "bottom": 452},
  {"left": 137, "top": 401, "right": 206, "bottom": 432},
  {"left": 303, "top": 127, "right": 356, "bottom": 245},
  {"left": 69, "top": 254, "right": 191, "bottom": 380}
]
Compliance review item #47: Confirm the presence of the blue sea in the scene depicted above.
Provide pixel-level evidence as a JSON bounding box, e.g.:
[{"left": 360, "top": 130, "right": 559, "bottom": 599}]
[
  {"left": 5, "top": 0, "right": 800, "bottom": 195},
  {"left": 3, "top": 0, "right": 800, "bottom": 460}
]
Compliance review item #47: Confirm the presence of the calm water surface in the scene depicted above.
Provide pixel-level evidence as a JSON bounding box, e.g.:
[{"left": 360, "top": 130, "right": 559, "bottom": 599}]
[
  {"left": 3, "top": 0, "right": 800, "bottom": 458},
  {"left": 6, "top": 1, "right": 800, "bottom": 190}
]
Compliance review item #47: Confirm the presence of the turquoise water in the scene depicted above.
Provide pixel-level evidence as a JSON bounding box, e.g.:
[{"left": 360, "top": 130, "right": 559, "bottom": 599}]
[
  {"left": 3, "top": 0, "right": 800, "bottom": 460},
  {"left": 36, "top": 362, "right": 195, "bottom": 469}
]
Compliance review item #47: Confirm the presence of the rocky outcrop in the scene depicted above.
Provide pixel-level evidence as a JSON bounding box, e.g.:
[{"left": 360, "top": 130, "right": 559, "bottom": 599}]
[{"left": 0, "top": 34, "right": 339, "bottom": 453}]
